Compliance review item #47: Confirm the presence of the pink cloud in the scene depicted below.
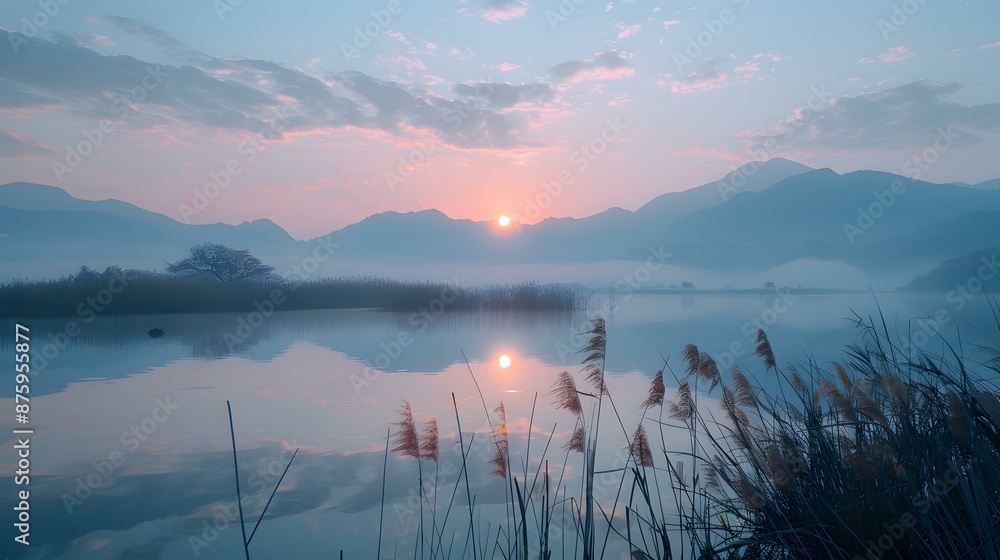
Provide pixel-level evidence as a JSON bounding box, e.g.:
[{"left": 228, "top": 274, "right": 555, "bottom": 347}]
[
  {"left": 670, "top": 72, "right": 728, "bottom": 94},
  {"left": 663, "top": 19, "right": 681, "bottom": 29},
  {"left": 859, "top": 45, "right": 914, "bottom": 64},
  {"left": 482, "top": 1, "right": 529, "bottom": 23},
  {"left": 617, "top": 23, "right": 641, "bottom": 39},
  {"left": 495, "top": 62, "right": 523, "bottom": 72}
]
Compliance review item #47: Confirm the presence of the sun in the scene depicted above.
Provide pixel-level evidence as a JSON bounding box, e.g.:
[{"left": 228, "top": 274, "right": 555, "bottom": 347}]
[
  {"left": 498, "top": 354, "right": 512, "bottom": 368},
  {"left": 497, "top": 215, "right": 511, "bottom": 227}
]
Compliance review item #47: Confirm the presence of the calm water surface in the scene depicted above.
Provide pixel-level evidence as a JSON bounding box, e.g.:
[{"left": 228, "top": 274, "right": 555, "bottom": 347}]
[{"left": 0, "top": 293, "right": 996, "bottom": 559}]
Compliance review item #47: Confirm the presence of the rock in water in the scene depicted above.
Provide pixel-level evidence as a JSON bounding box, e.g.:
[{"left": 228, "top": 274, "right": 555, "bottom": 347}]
[{"left": 148, "top": 328, "right": 165, "bottom": 338}]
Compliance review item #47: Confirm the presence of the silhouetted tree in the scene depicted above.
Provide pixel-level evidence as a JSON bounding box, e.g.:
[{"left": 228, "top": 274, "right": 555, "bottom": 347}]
[
  {"left": 166, "top": 243, "right": 274, "bottom": 284},
  {"left": 764, "top": 281, "right": 775, "bottom": 289},
  {"left": 680, "top": 281, "right": 695, "bottom": 289}
]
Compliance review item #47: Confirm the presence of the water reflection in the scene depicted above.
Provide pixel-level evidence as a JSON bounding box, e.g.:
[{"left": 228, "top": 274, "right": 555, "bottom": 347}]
[{"left": 0, "top": 293, "right": 995, "bottom": 559}]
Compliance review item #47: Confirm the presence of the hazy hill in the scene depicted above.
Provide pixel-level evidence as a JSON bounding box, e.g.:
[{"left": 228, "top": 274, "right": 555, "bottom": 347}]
[
  {"left": 0, "top": 182, "right": 296, "bottom": 250},
  {"left": 904, "top": 248, "right": 1000, "bottom": 292},
  {"left": 661, "top": 169, "right": 1000, "bottom": 246},
  {"left": 2, "top": 160, "right": 998, "bottom": 287}
]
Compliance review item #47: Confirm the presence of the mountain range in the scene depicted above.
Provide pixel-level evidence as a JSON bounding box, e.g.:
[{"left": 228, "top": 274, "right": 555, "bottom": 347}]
[{"left": 1, "top": 158, "right": 998, "bottom": 289}]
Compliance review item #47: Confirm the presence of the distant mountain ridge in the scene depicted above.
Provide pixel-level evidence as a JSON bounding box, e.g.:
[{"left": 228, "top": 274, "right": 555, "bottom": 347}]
[{"left": 1, "top": 159, "right": 998, "bottom": 289}]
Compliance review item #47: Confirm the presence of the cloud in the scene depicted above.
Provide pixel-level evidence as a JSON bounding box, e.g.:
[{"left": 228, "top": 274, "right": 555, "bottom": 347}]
[
  {"left": 859, "top": 45, "right": 914, "bottom": 64},
  {"left": 549, "top": 50, "right": 634, "bottom": 83},
  {"left": 667, "top": 58, "right": 729, "bottom": 94},
  {"left": 751, "top": 80, "right": 1000, "bottom": 153},
  {"left": 979, "top": 40, "right": 1000, "bottom": 50},
  {"left": 663, "top": 19, "right": 681, "bottom": 28},
  {"left": 616, "top": 22, "right": 641, "bottom": 39},
  {"left": 494, "top": 62, "right": 522, "bottom": 72},
  {"left": 0, "top": 29, "right": 546, "bottom": 150},
  {"left": 452, "top": 82, "right": 552, "bottom": 109},
  {"left": 89, "top": 15, "right": 208, "bottom": 61},
  {"left": 481, "top": 0, "right": 529, "bottom": 23},
  {"left": 666, "top": 52, "right": 785, "bottom": 94},
  {"left": 0, "top": 129, "right": 60, "bottom": 157}
]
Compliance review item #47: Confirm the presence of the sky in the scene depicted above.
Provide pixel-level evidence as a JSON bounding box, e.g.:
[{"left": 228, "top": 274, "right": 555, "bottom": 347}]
[{"left": 1, "top": 0, "right": 999, "bottom": 239}]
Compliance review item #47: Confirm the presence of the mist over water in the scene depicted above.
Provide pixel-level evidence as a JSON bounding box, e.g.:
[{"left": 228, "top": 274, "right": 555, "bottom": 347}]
[{"left": 1, "top": 292, "right": 993, "bottom": 559}]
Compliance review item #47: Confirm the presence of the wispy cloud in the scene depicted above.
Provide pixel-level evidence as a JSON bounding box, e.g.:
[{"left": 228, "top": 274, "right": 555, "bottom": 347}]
[
  {"left": 859, "top": 45, "right": 914, "bottom": 64},
  {"left": 0, "top": 129, "right": 60, "bottom": 158},
  {"left": 494, "top": 62, "right": 523, "bottom": 72},
  {"left": 979, "top": 40, "right": 1000, "bottom": 50},
  {"left": 752, "top": 80, "right": 1000, "bottom": 153},
  {"left": 0, "top": 28, "right": 551, "bottom": 149},
  {"left": 549, "top": 50, "right": 634, "bottom": 83},
  {"left": 480, "top": 0, "right": 529, "bottom": 23},
  {"left": 616, "top": 23, "right": 641, "bottom": 39}
]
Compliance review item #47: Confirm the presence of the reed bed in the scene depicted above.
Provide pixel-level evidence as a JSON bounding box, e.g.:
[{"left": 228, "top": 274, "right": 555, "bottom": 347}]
[
  {"left": 0, "top": 266, "right": 582, "bottom": 316},
  {"left": 380, "top": 302, "right": 1000, "bottom": 560}
]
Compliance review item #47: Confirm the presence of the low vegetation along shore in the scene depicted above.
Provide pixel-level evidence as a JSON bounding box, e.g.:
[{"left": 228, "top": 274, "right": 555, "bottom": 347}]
[
  {"left": 374, "top": 311, "right": 1000, "bottom": 560},
  {"left": 0, "top": 266, "right": 582, "bottom": 317}
]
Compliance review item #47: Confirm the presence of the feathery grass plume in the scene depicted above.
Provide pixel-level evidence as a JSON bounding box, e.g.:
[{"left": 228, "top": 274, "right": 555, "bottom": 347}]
[
  {"left": 722, "top": 386, "right": 751, "bottom": 428},
  {"left": 667, "top": 381, "right": 695, "bottom": 421},
  {"left": 704, "top": 461, "right": 723, "bottom": 493},
  {"left": 753, "top": 329, "right": 776, "bottom": 370},
  {"left": 787, "top": 364, "right": 806, "bottom": 394},
  {"left": 581, "top": 317, "right": 607, "bottom": 394},
  {"left": 681, "top": 343, "right": 700, "bottom": 377},
  {"left": 640, "top": 370, "right": 665, "bottom": 410},
  {"left": 831, "top": 361, "right": 853, "bottom": 391},
  {"left": 629, "top": 425, "right": 653, "bottom": 467},
  {"left": 420, "top": 418, "right": 439, "bottom": 462},
  {"left": 735, "top": 476, "right": 765, "bottom": 510},
  {"left": 391, "top": 400, "right": 421, "bottom": 458},
  {"left": 565, "top": 425, "right": 586, "bottom": 453},
  {"left": 697, "top": 352, "right": 721, "bottom": 391},
  {"left": 947, "top": 391, "right": 971, "bottom": 443},
  {"left": 882, "top": 372, "right": 911, "bottom": 411},
  {"left": 489, "top": 402, "right": 509, "bottom": 478},
  {"left": 551, "top": 371, "right": 583, "bottom": 416},
  {"left": 820, "top": 378, "right": 857, "bottom": 423},
  {"left": 765, "top": 446, "right": 795, "bottom": 491},
  {"left": 730, "top": 365, "right": 756, "bottom": 408},
  {"left": 851, "top": 380, "right": 890, "bottom": 429}
]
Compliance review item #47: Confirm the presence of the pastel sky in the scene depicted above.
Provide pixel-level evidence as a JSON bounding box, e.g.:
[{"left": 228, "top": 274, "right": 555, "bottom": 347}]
[{"left": 2, "top": 0, "right": 999, "bottom": 239}]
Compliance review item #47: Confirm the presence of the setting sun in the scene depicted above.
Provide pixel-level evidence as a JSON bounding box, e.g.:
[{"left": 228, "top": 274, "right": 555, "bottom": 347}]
[
  {"left": 498, "top": 354, "right": 512, "bottom": 368},
  {"left": 498, "top": 215, "right": 511, "bottom": 227}
]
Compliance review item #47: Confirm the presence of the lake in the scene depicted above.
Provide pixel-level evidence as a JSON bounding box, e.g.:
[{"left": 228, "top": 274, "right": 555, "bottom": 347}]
[{"left": 1, "top": 292, "right": 996, "bottom": 559}]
